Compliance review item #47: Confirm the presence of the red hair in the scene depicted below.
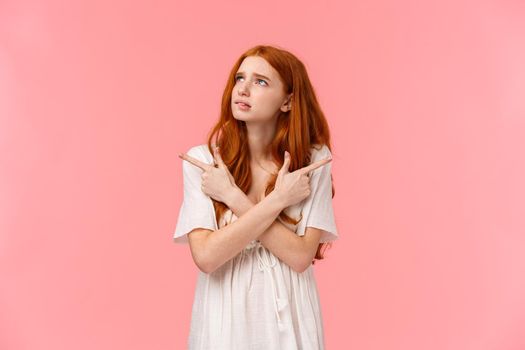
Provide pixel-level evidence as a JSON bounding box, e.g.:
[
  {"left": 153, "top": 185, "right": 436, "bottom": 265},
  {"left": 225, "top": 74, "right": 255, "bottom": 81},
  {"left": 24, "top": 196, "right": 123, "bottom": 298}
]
[{"left": 205, "top": 44, "right": 336, "bottom": 264}]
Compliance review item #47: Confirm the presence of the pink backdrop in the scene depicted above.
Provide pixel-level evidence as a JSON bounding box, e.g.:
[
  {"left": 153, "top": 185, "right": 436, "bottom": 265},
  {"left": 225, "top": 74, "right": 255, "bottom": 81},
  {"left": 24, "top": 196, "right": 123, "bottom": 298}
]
[{"left": 1, "top": 0, "right": 525, "bottom": 349}]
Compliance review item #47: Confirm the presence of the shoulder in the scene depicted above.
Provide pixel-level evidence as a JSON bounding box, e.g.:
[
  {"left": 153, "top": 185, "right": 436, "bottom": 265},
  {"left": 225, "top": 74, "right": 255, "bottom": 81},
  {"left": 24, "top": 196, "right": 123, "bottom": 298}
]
[
  {"left": 186, "top": 143, "right": 214, "bottom": 163},
  {"left": 310, "top": 143, "right": 332, "bottom": 162}
]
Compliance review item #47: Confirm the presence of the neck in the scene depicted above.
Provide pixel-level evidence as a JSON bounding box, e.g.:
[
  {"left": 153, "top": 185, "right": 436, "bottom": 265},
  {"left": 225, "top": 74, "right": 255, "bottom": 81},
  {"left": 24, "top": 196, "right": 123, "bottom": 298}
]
[{"left": 245, "top": 119, "right": 277, "bottom": 163}]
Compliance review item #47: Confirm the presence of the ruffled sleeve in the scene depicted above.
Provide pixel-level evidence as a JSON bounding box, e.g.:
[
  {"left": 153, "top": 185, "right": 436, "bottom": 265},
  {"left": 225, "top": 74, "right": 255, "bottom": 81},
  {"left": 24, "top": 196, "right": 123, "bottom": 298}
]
[
  {"left": 295, "top": 144, "right": 339, "bottom": 243},
  {"left": 173, "top": 145, "right": 218, "bottom": 244}
]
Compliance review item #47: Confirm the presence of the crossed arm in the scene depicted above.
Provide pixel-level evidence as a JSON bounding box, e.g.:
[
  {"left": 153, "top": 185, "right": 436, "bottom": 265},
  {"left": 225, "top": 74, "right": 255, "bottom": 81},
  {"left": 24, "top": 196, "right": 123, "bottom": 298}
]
[
  {"left": 179, "top": 146, "right": 329, "bottom": 273},
  {"left": 224, "top": 187, "right": 323, "bottom": 273}
]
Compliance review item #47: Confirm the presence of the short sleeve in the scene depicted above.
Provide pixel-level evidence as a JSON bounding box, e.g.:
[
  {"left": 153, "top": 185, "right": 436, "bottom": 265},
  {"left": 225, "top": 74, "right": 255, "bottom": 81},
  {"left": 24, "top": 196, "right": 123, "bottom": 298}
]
[
  {"left": 173, "top": 145, "right": 218, "bottom": 244},
  {"left": 296, "top": 145, "right": 339, "bottom": 243}
]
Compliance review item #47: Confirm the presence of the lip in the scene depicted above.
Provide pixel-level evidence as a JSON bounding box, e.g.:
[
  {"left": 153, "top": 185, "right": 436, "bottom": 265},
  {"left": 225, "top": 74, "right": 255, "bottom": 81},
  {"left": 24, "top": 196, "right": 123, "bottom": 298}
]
[
  {"left": 234, "top": 101, "right": 251, "bottom": 107},
  {"left": 235, "top": 102, "right": 251, "bottom": 110}
]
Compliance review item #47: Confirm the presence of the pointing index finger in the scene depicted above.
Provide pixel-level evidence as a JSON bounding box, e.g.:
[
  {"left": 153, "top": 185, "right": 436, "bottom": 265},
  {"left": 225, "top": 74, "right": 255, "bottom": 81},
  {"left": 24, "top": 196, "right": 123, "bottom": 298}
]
[
  {"left": 298, "top": 156, "right": 332, "bottom": 176},
  {"left": 179, "top": 153, "right": 214, "bottom": 171}
]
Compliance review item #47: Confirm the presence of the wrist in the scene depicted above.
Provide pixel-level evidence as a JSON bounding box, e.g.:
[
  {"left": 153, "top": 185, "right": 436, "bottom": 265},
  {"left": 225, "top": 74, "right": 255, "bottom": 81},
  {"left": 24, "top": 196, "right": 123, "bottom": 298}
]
[
  {"left": 266, "top": 190, "right": 287, "bottom": 212},
  {"left": 224, "top": 186, "right": 243, "bottom": 207}
]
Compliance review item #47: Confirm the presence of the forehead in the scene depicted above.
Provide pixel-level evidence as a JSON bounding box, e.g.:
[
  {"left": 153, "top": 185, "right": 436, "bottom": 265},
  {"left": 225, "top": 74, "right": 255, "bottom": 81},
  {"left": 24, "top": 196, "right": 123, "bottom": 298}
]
[{"left": 237, "top": 56, "right": 276, "bottom": 77}]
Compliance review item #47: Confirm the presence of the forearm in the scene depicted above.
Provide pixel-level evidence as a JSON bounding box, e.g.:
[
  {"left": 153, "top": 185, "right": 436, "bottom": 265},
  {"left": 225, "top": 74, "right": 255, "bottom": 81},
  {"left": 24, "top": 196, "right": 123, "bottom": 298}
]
[
  {"left": 225, "top": 188, "right": 307, "bottom": 272},
  {"left": 203, "top": 190, "right": 285, "bottom": 273}
]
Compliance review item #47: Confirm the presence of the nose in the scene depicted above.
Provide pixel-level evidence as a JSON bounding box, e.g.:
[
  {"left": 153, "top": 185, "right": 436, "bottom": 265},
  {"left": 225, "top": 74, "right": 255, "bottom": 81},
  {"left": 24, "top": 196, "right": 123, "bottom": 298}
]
[{"left": 237, "top": 80, "right": 250, "bottom": 96}]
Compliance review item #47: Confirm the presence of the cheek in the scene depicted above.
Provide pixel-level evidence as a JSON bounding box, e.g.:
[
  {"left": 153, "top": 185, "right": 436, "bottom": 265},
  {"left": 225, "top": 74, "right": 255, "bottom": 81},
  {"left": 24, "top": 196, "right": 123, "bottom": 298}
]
[{"left": 255, "top": 92, "right": 282, "bottom": 110}]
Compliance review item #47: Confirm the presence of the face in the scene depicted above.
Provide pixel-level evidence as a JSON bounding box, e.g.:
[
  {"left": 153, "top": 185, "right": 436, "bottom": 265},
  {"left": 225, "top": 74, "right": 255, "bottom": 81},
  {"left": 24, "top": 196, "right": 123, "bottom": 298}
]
[{"left": 231, "top": 56, "right": 292, "bottom": 123}]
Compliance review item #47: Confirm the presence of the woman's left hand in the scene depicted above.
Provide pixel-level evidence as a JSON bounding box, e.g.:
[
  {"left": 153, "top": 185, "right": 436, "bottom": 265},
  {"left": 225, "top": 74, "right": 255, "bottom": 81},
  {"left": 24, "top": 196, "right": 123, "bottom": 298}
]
[{"left": 178, "top": 146, "right": 238, "bottom": 204}]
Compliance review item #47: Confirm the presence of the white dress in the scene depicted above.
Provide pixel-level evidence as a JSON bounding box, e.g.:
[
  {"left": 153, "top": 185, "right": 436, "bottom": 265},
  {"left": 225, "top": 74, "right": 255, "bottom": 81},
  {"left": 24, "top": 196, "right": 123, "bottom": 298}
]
[{"left": 173, "top": 143, "right": 339, "bottom": 350}]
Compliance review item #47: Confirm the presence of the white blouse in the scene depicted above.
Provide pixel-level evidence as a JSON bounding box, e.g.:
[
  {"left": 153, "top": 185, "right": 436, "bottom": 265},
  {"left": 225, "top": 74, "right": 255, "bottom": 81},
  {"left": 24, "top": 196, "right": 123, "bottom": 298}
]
[{"left": 174, "top": 143, "right": 339, "bottom": 349}]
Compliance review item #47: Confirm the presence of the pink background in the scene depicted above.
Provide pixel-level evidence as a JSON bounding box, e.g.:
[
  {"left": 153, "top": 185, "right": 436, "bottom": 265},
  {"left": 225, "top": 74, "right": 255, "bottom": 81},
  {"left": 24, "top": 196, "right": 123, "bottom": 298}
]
[{"left": 1, "top": 0, "right": 525, "bottom": 349}]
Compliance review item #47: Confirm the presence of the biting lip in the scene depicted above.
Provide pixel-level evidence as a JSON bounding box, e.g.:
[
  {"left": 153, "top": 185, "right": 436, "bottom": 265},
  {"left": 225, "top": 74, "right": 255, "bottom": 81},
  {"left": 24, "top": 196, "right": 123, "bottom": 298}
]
[{"left": 235, "top": 101, "right": 251, "bottom": 107}]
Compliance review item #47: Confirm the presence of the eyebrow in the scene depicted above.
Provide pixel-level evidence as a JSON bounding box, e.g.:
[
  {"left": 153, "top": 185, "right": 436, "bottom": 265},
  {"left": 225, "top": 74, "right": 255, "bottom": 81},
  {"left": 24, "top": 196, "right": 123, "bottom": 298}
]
[{"left": 235, "top": 71, "right": 272, "bottom": 82}]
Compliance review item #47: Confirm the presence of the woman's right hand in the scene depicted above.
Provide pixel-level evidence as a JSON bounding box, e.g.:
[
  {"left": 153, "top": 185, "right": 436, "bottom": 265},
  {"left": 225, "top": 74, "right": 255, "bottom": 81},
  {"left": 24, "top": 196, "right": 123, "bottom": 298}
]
[{"left": 273, "top": 150, "right": 332, "bottom": 208}]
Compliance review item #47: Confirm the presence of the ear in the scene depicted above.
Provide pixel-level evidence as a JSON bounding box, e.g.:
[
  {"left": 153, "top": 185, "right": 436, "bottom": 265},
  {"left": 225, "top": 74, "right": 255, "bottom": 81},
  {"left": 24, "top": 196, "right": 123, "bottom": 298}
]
[{"left": 280, "top": 93, "right": 293, "bottom": 112}]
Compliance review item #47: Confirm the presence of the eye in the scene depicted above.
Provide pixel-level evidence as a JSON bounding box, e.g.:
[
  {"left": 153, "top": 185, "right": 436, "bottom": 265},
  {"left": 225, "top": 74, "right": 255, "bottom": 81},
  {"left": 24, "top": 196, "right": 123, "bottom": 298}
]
[{"left": 234, "top": 75, "right": 268, "bottom": 86}]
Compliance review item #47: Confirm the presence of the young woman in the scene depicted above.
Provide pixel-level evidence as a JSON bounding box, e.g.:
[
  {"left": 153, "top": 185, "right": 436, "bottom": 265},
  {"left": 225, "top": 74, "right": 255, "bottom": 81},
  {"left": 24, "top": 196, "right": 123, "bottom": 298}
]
[{"left": 174, "top": 45, "right": 339, "bottom": 349}]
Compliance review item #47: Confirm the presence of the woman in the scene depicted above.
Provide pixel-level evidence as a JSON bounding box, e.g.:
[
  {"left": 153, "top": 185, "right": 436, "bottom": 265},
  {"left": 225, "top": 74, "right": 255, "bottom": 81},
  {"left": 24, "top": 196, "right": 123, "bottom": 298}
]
[{"left": 174, "top": 44, "right": 339, "bottom": 349}]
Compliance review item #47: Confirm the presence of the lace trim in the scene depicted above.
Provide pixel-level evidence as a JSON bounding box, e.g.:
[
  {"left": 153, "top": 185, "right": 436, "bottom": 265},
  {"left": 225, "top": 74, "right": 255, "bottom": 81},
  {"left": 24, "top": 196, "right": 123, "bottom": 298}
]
[{"left": 244, "top": 239, "right": 260, "bottom": 250}]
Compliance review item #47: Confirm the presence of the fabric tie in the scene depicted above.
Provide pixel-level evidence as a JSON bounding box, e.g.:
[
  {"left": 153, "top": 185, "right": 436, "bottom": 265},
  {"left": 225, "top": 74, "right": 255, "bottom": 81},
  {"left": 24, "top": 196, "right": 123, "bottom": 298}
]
[{"left": 255, "top": 243, "right": 289, "bottom": 332}]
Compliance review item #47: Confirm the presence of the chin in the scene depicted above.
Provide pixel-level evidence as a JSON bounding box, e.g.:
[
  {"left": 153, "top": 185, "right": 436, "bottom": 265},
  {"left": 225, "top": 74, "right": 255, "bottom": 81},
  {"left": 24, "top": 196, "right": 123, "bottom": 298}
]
[
  {"left": 232, "top": 113, "right": 248, "bottom": 121},
  {"left": 232, "top": 109, "right": 273, "bottom": 123},
  {"left": 232, "top": 111, "right": 257, "bottom": 121}
]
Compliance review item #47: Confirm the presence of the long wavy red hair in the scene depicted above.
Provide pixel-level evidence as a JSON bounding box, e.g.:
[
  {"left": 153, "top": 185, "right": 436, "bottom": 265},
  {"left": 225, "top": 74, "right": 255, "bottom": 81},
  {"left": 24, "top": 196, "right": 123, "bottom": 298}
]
[{"left": 205, "top": 45, "right": 336, "bottom": 264}]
